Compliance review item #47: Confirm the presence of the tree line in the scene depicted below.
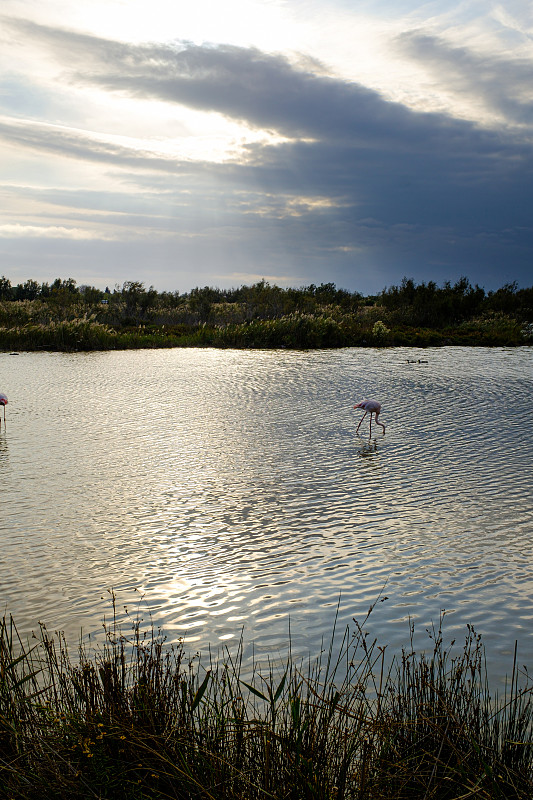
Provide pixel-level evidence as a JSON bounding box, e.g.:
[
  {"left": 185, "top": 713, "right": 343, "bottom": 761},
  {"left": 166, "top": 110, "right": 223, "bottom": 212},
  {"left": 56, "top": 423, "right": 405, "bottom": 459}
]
[
  {"left": 0, "top": 275, "right": 531, "bottom": 350},
  {"left": 0, "top": 275, "right": 531, "bottom": 322}
]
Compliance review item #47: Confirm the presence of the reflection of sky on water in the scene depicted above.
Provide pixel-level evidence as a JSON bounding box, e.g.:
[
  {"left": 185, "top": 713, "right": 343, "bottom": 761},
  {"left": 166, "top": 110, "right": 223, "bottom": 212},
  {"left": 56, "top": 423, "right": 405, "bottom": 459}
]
[{"left": 0, "top": 347, "right": 532, "bottom": 682}]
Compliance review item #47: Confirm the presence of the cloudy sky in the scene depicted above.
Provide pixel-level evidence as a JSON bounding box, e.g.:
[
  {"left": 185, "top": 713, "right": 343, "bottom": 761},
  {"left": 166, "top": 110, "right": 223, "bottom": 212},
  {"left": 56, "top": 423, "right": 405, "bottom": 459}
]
[{"left": 1, "top": 0, "right": 532, "bottom": 295}]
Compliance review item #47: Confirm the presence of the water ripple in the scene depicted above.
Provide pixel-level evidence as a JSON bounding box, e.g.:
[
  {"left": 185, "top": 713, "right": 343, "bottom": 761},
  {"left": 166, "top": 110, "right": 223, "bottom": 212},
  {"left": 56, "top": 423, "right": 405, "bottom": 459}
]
[{"left": 0, "top": 347, "right": 532, "bottom": 678}]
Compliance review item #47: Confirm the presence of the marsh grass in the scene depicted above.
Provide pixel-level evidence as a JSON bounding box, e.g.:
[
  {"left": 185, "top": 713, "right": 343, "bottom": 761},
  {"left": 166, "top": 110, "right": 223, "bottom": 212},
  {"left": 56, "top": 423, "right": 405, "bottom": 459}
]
[
  {"left": 1, "top": 603, "right": 532, "bottom": 799},
  {"left": 0, "top": 307, "right": 527, "bottom": 352}
]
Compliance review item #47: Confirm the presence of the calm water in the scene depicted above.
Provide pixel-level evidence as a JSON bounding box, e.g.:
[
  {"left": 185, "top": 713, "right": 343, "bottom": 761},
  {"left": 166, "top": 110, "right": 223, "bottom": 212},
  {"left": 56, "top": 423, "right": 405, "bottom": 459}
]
[{"left": 0, "top": 347, "right": 532, "bottom": 681}]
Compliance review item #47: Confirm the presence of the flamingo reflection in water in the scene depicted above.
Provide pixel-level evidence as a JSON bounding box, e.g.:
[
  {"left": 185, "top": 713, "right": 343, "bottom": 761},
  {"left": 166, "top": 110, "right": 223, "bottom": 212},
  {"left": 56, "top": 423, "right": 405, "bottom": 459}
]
[
  {"left": 0, "top": 394, "right": 7, "bottom": 428},
  {"left": 357, "top": 438, "right": 379, "bottom": 458},
  {"left": 353, "top": 399, "right": 385, "bottom": 435}
]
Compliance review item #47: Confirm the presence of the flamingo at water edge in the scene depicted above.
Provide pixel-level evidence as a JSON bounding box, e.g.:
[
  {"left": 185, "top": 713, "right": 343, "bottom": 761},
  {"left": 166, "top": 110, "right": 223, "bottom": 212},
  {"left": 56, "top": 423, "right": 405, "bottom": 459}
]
[
  {"left": 0, "top": 394, "right": 7, "bottom": 428},
  {"left": 354, "top": 399, "right": 385, "bottom": 435}
]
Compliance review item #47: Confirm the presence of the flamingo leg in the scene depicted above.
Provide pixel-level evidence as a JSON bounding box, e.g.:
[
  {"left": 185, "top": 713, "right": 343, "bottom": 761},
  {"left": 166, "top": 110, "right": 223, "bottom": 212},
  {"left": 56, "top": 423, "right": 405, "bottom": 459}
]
[
  {"left": 369, "top": 413, "right": 372, "bottom": 436},
  {"left": 356, "top": 411, "right": 367, "bottom": 433}
]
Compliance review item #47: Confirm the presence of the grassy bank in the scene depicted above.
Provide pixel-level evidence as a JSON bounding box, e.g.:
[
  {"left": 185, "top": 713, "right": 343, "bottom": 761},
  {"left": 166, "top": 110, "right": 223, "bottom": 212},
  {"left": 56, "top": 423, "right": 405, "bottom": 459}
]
[
  {"left": 0, "top": 312, "right": 529, "bottom": 352},
  {"left": 1, "top": 607, "right": 532, "bottom": 799}
]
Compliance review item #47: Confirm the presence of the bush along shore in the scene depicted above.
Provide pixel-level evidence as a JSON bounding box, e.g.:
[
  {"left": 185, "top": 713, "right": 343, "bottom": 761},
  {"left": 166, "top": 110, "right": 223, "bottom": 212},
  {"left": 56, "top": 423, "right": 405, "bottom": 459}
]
[
  {"left": 0, "top": 276, "right": 532, "bottom": 351},
  {"left": 2, "top": 604, "right": 533, "bottom": 799}
]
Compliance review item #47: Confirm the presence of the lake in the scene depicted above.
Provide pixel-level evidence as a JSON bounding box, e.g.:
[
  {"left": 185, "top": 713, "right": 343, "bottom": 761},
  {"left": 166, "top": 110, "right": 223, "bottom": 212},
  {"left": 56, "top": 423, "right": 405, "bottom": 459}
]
[{"left": 0, "top": 346, "right": 532, "bottom": 683}]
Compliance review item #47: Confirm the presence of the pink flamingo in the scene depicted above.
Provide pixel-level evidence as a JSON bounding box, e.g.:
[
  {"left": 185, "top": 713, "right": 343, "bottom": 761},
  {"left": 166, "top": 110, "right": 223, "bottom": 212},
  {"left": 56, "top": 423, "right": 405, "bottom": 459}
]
[
  {"left": 354, "top": 399, "right": 385, "bottom": 435},
  {"left": 0, "top": 394, "right": 7, "bottom": 428}
]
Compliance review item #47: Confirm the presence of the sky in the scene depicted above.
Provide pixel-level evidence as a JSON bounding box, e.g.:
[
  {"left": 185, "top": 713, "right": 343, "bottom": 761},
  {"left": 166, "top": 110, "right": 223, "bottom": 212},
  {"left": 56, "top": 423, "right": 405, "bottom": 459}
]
[{"left": 0, "top": 0, "right": 532, "bottom": 295}]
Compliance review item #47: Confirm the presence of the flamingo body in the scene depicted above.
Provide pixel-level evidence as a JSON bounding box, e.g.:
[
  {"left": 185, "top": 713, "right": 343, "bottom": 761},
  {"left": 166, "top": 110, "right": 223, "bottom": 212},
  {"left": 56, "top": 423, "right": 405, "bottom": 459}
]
[{"left": 353, "top": 398, "right": 385, "bottom": 435}]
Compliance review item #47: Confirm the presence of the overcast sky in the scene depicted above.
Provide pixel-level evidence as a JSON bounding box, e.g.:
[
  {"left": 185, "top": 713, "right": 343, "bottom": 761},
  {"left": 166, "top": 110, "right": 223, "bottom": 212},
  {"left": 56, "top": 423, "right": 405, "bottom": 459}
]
[{"left": 1, "top": 0, "right": 532, "bottom": 295}]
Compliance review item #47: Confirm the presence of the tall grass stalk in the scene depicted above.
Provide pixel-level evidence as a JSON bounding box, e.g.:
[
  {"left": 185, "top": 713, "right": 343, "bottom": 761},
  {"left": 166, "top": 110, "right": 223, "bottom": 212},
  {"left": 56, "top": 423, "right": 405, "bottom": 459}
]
[{"left": 0, "top": 604, "right": 532, "bottom": 798}]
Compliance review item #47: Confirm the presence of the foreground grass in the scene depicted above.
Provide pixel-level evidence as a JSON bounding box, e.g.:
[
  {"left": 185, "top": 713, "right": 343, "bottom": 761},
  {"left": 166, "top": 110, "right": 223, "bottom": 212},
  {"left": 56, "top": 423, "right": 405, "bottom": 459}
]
[{"left": 1, "top": 607, "right": 533, "bottom": 799}]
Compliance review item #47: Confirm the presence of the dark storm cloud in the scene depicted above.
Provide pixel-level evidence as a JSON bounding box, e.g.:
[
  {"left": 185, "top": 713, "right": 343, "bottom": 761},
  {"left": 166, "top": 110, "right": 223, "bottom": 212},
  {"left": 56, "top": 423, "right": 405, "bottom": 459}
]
[{"left": 2, "top": 16, "right": 533, "bottom": 290}]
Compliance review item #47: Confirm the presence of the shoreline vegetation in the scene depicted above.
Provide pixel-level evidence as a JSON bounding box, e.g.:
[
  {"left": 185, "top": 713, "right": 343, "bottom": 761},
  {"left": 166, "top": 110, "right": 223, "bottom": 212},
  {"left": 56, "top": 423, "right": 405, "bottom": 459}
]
[
  {"left": 0, "top": 275, "right": 532, "bottom": 352},
  {"left": 2, "top": 604, "right": 533, "bottom": 798}
]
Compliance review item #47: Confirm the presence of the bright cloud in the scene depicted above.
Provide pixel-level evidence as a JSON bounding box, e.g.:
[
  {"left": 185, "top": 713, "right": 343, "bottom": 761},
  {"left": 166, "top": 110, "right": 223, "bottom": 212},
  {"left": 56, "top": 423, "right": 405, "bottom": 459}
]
[{"left": 0, "top": 223, "right": 110, "bottom": 239}]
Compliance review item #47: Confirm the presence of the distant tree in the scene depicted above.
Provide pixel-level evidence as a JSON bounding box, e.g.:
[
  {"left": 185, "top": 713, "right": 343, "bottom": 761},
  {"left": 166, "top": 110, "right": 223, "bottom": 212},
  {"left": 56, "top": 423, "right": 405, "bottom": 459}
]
[
  {"left": 14, "top": 279, "right": 41, "bottom": 301},
  {"left": 48, "top": 277, "right": 79, "bottom": 310},
  {"left": 484, "top": 282, "right": 519, "bottom": 315},
  {"left": 139, "top": 285, "right": 158, "bottom": 315},
  {"left": 121, "top": 281, "right": 146, "bottom": 314},
  {"left": 0, "top": 276, "right": 13, "bottom": 300},
  {"left": 79, "top": 285, "right": 104, "bottom": 304},
  {"left": 119, "top": 281, "right": 158, "bottom": 320},
  {"left": 51, "top": 277, "right": 78, "bottom": 294},
  {"left": 381, "top": 276, "right": 486, "bottom": 327},
  {"left": 188, "top": 286, "right": 223, "bottom": 321}
]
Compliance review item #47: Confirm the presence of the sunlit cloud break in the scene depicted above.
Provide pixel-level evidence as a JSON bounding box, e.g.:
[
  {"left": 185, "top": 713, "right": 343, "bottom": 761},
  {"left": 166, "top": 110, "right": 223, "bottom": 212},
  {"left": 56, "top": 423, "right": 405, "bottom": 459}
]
[{"left": 0, "top": 224, "right": 112, "bottom": 240}]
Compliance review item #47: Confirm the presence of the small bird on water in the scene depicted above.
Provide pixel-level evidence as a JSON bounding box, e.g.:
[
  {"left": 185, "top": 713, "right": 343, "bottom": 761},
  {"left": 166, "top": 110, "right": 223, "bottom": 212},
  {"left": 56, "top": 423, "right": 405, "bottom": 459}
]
[
  {"left": 353, "top": 399, "right": 385, "bottom": 435},
  {"left": 0, "top": 394, "right": 7, "bottom": 428}
]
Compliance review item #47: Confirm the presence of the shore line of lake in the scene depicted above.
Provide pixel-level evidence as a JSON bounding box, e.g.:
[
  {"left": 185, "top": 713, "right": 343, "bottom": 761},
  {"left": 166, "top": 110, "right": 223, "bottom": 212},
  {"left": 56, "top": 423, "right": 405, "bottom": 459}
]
[{"left": 1, "top": 316, "right": 531, "bottom": 353}]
